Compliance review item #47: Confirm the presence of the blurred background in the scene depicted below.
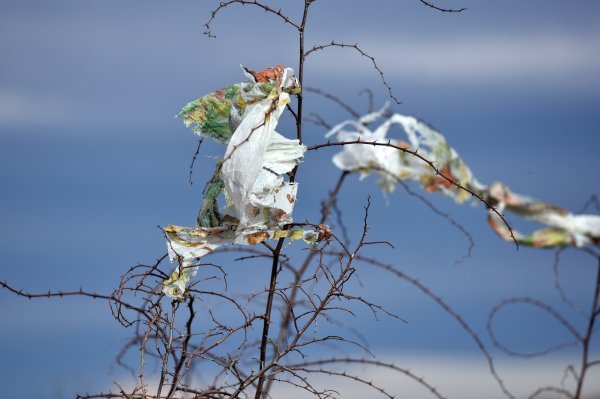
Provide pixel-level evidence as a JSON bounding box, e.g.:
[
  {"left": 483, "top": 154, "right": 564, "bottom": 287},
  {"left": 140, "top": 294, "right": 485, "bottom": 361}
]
[{"left": 1, "top": 0, "right": 599, "bottom": 397}]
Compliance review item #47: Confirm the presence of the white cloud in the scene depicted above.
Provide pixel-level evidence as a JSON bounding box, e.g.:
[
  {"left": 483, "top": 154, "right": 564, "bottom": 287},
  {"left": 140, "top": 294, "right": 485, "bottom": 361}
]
[
  {"left": 96, "top": 354, "right": 600, "bottom": 398},
  {"left": 270, "top": 353, "right": 600, "bottom": 399},
  {"left": 0, "top": 88, "right": 74, "bottom": 128},
  {"left": 310, "top": 32, "right": 600, "bottom": 87}
]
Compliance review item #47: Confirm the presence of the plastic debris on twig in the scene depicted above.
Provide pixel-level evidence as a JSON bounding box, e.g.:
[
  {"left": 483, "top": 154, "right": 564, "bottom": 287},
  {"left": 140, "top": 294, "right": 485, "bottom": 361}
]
[
  {"left": 163, "top": 65, "right": 327, "bottom": 300},
  {"left": 326, "top": 106, "right": 600, "bottom": 248}
]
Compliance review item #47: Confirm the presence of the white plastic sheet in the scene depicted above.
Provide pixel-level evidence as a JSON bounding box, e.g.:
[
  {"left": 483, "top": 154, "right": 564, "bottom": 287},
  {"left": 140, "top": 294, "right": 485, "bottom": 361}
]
[{"left": 163, "top": 66, "right": 316, "bottom": 300}]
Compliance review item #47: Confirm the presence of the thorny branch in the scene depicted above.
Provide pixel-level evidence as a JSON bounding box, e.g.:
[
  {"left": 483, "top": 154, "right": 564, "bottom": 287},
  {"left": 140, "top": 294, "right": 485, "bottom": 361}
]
[
  {"left": 418, "top": 0, "right": 466, "bottom": 13},
  {"left": 0, "top": 280, "right": 150, "bottom": 323},
  {"left": 282, "top": 358, "right": 447, "bottom": 399},
  {"left": 354, "top": 255, "right": 516, "bottom": 399},
  {"left": 485, "top": 249, "right": 600, "bottom": 399},
  {"left": 306, "top": 139, "right": 519, "bottom": 248},
  {"left": 487, "top": 297, "right": 582, "bottom": 358},
  {"left": 305, "top": 87, "right": 361, "bottom": 119},
  {"left": 204, "top": 0, "right": 300, "bottom": 38},
  {"left": 189, "top": 138, "right": 204, "bottom": 185},
  {"left": 373, "top": 167, "right": 475, "bottom": 264},
  {"left": 3, "top": 2, "right": 599, "bottom": 399},
  {"left": 304, "top": 41, "right": 401, "bottom": 105}
]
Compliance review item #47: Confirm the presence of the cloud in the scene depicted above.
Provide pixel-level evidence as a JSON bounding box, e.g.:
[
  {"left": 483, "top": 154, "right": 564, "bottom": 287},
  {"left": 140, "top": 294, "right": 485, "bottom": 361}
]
[
  {"left": 0, "top": 88, "right": 74, "bottom": 129},
  {"left": 269, "top": 353, "right": 600, "bottom": 399},
  {"left": 82, "top": 354, "right": 600, "bottom": 399},
  {"left": 309, "top": 31, "right": 600, "bottom": 88}
]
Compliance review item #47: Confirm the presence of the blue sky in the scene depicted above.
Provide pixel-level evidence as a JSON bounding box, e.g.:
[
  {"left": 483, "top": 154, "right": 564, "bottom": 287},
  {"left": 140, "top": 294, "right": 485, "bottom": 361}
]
[{"left": 1, "top": 1, "right": 599, "bottom": 397}]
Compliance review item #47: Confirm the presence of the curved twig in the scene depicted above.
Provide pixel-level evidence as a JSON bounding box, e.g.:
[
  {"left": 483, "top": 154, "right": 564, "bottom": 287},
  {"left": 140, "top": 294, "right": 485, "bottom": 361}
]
[
  {"left": 357, "top": 256, "right": 515, "bottom": 399},
  {"left": 304, "top": 87, "right": 360, "bottom": 119},
  {"left": 527, "top": 386, "right": 574, "bottom": 399},
  {"left": 188, "top": 138, "right": 203, "bottom": 186},
  {"left": 204, "top": 0, "right": 299, "bottom": 38},
  {"left": 357, "top": 88, "right": 374, "bottom": 113},
  {"left": 393, "top": 174, "right": 475, "bottom": 265},
  {"left": 487, "top": 296, "right": 583, "bottom": 358},
  {"left": 418, "top": 0, "right": 466, "bottom": 13},
  {"left": 284, "top": 358, "right": 447, "bottom": 399},
  {"left": 553, "top": 248, "right": 586, "bottom": 317},
  {"left": 1, "top": 280, "right": 150, "bottom": 321},
  {"left": 304, "top": 41, "right": 401, "bottom": 105}
]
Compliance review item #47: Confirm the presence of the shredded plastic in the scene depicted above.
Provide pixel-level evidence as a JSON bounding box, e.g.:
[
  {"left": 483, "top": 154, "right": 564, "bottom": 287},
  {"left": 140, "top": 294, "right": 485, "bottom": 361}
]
[
  {"left": 163, "top": 65, "right": 329, "bottom": 300},
  {"left": 327, "top": 106, "right": 600, "bottom": 249}
]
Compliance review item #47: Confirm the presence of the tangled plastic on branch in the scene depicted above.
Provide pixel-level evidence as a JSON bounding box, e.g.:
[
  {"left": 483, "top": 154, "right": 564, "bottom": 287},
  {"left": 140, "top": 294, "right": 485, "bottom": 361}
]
[
  {"left": 326, "top": 105, "right": 600, "bottom": 248},
  {"left": 163, "top": 65, "right": 330, "bottom": 299}
]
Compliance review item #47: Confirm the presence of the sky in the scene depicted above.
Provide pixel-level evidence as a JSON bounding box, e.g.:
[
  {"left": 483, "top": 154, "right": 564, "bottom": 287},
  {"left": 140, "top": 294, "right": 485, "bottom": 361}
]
[{"left": 1, "top": 0, "right": 600, "bottom": 398}]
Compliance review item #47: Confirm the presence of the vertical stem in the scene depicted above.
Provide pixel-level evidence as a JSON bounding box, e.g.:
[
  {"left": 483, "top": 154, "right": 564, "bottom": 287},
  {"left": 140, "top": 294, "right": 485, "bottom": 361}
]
[
  {"left": 296, "top": 31, "right": 304, "bottom": 147},
  {"left": 261, "top": 171, "right": 348, "bottom": 398},
  {"left": 256, "top": 3, "right": 312, "bottom": 398},
  {"left": 289, "top": 0, "right": 310, "bottom": 184},
  {"left": 574, "top": 256, "right": 600, "bottom": 399},
  {"left": 254, "top": 238, "right": 285, "bottom": 399},
  {"left": 297, "top": 1, "right": 310, "bottom": 145},
  {"left": 156, "top": 302, "right": 177, "bottom": 399},
  {"left": 167, "top": 298, "right": 195, "bottom": 399}
]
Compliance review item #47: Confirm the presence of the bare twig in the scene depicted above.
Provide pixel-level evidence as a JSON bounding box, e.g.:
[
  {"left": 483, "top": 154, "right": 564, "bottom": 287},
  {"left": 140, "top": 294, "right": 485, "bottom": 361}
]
[
  {"left": 1, "top": 281, "right": 150, "bottom": 321},
  {"left": 487, "top": 297, "right": 582, "bottom": 358},
  {"left": 188, "top": 138, "right": 203, "bottom": 185},
  {"left": 304, "top": 112, "right": 332, "bottom": 130},
  {"left": 204, "top": 0, "right": 300, "bottom": 38},
  {"left": 418, "top": 0, "right": 466, "bottom": 13},
  {"left": 357, "top": 88, "right": 374, "bottom": 113},
  {"left": 304, "top": 41, "right": 401, "bottom": 105},
  {"left": 254, "top": 237, "right": 285, "bottom": 399},
  {"left": 358, "top": 256, "right": 515, "bottom": 399},
  {"left": 304, "top": 87, "right": 360, "bottom": 119},
  {"left": 285, "top": 358, "right": 447, "bottom": 399},
  {"left": 574, "top": 256, "right": 600, "bottom": 398},
  {"left": 394, "top": 176, "right": 475, "bottom": 265}
]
